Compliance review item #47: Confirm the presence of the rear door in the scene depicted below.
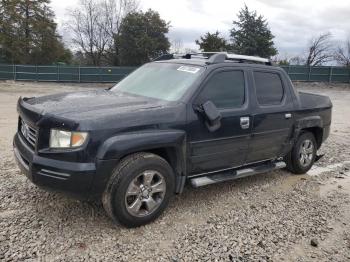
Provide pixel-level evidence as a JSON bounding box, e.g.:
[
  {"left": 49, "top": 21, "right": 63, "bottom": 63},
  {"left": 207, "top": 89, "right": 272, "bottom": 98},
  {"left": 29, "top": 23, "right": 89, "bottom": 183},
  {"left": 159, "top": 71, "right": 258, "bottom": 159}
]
[
  {"left": 245, "top": 70, "right": 294, "bottom": 163},
  {"left": 187, "top": 68, "right": 252, "bottom": 175}
]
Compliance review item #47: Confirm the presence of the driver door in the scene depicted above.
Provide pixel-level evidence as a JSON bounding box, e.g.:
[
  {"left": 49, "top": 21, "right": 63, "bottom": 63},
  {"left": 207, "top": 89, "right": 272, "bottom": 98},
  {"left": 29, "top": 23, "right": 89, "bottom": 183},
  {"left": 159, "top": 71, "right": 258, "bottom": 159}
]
[{"left": 187, "top": 69, "right": 252, "bottom": 175}]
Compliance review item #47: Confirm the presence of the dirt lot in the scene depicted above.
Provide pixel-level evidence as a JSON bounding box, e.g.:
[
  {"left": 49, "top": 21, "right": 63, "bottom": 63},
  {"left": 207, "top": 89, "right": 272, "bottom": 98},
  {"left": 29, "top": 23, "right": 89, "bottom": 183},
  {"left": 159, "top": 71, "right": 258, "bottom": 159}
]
[{"left": 1, "top": 81, "right": 350, "bottom": 261}]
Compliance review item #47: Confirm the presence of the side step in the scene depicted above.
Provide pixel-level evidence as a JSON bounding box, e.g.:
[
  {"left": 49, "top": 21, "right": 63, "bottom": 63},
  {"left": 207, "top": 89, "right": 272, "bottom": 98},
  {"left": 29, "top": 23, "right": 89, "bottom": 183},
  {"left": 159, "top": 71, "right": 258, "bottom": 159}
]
[{"left": 190, "top": 161, "right": 286, "bottom": 188}]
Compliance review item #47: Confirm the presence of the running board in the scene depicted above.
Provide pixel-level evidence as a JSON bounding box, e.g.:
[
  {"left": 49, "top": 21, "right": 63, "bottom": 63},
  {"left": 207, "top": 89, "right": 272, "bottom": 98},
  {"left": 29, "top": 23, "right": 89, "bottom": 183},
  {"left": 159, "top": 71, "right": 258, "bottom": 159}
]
[{"left": 190, "top": 161, "right": 286, "bottom": 188}]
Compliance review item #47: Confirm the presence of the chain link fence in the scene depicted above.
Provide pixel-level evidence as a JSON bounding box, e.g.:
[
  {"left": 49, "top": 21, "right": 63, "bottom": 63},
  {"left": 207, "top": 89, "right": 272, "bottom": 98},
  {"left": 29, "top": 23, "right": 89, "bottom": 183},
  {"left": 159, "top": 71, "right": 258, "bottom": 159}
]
[{"left": 0, "top": 64, "right": 349, "bottom": 83}]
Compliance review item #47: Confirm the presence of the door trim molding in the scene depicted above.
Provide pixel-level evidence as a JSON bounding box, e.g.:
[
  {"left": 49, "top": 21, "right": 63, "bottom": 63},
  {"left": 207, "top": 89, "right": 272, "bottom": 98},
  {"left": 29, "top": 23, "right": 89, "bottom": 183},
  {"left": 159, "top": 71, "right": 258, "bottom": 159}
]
[{"left": 190, "top": 134, "right": 249, "bottom": 145}]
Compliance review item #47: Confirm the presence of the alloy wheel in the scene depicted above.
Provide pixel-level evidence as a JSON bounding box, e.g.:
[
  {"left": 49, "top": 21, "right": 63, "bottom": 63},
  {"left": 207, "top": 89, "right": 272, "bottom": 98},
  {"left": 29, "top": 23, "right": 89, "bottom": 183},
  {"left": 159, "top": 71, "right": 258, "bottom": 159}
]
[
  {"left": 299, "top": 139, "right": 314, "bottom": 167},
  {"left": 125, "top": 170, "right": 166, "bottom": 217}
]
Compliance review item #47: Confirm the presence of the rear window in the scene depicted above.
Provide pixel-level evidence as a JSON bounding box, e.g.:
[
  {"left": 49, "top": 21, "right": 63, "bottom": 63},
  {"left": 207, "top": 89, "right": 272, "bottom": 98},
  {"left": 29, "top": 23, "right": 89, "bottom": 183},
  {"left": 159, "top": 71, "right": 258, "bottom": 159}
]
[{"left": 254, "top": 72, "right": 284, "bottom": 105}]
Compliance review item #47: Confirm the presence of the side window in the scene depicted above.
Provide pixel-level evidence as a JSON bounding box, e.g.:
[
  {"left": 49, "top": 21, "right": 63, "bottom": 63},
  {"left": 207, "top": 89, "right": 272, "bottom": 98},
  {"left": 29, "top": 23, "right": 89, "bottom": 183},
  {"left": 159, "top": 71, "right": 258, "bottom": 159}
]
[
  {"left": 197, "top": 70, "right": 245, "bottom": 109},
  {"left": 254, "top": 72, "right": 284, "bottom": 105}
]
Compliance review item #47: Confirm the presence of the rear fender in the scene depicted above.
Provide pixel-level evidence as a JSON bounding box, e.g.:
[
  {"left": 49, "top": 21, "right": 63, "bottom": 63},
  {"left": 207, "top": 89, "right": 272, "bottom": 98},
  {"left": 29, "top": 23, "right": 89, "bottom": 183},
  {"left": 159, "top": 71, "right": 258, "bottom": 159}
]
[
  {"left": 296, "top": 116, "right": 323, "bottom": 130},
  {"left": 293, "top": 116, "right": 324, "bottom": 148}
]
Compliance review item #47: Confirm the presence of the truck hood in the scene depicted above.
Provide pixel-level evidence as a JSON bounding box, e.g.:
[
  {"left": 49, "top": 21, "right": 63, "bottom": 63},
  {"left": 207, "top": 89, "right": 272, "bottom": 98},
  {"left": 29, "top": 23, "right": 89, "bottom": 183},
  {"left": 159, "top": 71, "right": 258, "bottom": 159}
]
[
  {"left": 24, "top": 89, "right": 169, "bottom": 118},
  {"left": 19, "top": 89, "right": 184, "bottom": 130}
]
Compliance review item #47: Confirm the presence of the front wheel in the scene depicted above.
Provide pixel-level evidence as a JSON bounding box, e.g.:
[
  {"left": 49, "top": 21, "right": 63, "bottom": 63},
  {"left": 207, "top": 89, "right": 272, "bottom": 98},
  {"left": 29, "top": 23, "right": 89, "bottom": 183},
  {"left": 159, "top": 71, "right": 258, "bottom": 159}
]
[
  {"left": 285, "top": 131, "right": 317, "bottom": 174},
  {"left": 102, "top": 153, "right": 175, "bottom": 227}
]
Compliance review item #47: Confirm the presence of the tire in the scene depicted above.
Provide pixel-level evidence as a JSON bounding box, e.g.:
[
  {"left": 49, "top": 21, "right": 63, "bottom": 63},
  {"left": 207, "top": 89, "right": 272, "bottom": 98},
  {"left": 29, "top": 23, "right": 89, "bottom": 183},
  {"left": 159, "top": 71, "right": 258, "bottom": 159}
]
[
  {"left": 102, "top": 152, "right": 175, "bottom": 228},
  {"left": 285, "top": 131, "right": 317, "bottom": 174}
]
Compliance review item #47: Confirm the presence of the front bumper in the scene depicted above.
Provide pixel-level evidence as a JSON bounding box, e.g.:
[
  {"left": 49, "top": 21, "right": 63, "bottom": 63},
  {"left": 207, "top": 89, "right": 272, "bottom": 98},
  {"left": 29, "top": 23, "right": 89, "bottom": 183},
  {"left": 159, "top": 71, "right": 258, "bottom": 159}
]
[{"left": 13, "top": 132, "right": 114, "bottom": 199}]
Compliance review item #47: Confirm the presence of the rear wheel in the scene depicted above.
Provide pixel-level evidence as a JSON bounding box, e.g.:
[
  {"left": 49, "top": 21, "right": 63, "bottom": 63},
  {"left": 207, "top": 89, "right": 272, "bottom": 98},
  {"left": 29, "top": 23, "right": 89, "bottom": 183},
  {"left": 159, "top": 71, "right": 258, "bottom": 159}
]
[
  {"left": 285, "top": 131, "right": 317, "bottom": 174},
  {"left": 102, "top": 152, "right": 175, "bottom": 227}
]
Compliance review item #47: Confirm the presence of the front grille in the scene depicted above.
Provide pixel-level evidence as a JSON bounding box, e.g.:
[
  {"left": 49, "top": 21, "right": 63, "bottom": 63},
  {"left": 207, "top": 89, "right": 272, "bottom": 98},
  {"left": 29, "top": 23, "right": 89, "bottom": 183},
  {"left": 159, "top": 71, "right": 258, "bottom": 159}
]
[{"left": 20, "top": 118, "right": 38, "bottom": 149}]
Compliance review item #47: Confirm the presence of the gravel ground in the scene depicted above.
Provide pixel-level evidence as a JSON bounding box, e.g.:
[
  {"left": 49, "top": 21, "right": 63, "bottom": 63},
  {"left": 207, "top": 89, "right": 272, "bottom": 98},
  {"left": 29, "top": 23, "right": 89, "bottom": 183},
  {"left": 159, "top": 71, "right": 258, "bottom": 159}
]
[{"left": 1, "top": 80, "right": 350, "bottom": 261}]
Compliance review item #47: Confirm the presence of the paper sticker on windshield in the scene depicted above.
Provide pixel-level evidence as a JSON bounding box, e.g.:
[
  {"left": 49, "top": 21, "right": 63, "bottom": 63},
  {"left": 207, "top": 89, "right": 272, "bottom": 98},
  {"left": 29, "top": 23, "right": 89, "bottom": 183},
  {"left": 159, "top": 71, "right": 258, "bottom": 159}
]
[{"left": 177, "top": 66, "right": 200, "bottom": 74}]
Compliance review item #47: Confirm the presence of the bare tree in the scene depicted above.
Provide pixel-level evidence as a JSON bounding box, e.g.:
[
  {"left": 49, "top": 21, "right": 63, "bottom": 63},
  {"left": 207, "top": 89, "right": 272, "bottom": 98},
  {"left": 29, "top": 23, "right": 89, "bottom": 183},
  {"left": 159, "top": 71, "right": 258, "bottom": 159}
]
[
  {"left": 290, "top": 56, "right": 305, "bottom": 65},
  {"left": 334, "top": 39, "right": 350, "bottom": 67},
  {"left": 184, "top": 48, "right": 198, "bottom": 54},
  {"left": 305, "top": 32, "right": 333, "bottom": 66},
  {"left": 271, "top": 53, "right": 293, "bottom": 65},
  {"left": 170, "top": 39, "right": 183, "bottom": 54},
  {"left": 66, "top": 0, "right": 138, "bottom": 65},
  {"left": 270, "top": 53, "right": 306, "bottom": 65}
]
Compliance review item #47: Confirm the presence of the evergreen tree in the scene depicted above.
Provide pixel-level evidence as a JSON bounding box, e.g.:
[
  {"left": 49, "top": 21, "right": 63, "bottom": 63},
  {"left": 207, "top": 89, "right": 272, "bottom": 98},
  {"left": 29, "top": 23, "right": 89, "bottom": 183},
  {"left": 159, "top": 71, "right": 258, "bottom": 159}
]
[
  {"left": 230, "top": 5, "right": 277, "bottom": 58},
  {"left": 116, "top": 9, "right": 170, "bottom": 66},
  {"left": 0, "top": 0, "right": 71, "bottom": 64},
  {"left": 195, "top": 31, "right": 229, "bottom": 52}
]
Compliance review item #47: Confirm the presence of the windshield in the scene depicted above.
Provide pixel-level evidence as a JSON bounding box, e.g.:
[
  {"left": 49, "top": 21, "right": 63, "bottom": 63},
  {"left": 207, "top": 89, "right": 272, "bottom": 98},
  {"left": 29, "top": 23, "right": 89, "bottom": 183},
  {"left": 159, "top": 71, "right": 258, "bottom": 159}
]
[{"left": 111, "top": 63, "right": 204, "bottom": 101}]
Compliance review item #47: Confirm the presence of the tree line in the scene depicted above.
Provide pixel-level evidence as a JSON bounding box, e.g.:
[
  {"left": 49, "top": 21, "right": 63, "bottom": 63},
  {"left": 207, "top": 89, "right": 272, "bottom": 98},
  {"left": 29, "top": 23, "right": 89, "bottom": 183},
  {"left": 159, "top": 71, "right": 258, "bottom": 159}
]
[
  {"left": 0, "top": 1, "right": 349, "bottom": 66},
  {"left": 195, "top": 5, "right": 350, "bottom": 67},
  {"left": 0, "top": 0, "right": 170, "bottom": 66}
]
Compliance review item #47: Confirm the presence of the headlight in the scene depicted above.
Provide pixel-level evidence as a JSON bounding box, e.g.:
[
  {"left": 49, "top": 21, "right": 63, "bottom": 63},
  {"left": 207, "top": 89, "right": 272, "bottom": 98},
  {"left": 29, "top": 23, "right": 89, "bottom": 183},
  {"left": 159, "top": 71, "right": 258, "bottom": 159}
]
[{"left": 50, "top": 129, "right": 88, "bottom": 148}]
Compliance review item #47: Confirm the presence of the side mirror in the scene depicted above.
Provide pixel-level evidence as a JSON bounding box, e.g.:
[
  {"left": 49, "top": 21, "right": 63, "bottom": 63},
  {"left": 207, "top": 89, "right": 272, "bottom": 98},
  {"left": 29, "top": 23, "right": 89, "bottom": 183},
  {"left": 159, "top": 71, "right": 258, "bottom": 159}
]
[{"left": 202, "top": 101, "right": 222, "bottom": 132}]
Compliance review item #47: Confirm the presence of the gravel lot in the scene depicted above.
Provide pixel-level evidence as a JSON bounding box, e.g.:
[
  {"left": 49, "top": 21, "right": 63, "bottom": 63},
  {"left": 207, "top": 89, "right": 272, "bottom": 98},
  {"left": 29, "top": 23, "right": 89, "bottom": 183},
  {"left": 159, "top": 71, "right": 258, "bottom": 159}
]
[{"left": 1, "top": 81, "right": 350, "bottom": 261}]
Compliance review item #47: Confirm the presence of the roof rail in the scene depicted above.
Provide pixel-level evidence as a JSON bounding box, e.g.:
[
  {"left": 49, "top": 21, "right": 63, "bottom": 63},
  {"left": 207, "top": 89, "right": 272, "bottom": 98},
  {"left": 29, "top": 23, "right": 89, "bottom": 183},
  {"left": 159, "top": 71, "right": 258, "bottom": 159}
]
[
  {"left": 152, "top": 53, "right": 206, "bottom": 61},
  {"left": 153, "top": 52, "right": 272, "bottom": 65},
  {"left": 226, "top": 53, "right": 270, "bottom": 64},
  {"left": 204, "top": 52, "right": 271, "bottom": 65},
  {"left": 152, "top": 53, "right": 175, "bottom": 61},
  {"left": 206, "top": 53, "right": 227, "bottom": 64}
]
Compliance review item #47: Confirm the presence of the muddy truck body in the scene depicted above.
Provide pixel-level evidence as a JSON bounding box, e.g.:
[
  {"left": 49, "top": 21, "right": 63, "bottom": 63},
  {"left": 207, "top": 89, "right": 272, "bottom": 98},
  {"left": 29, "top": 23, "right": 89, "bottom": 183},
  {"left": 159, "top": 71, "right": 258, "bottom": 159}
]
[{"left": 14, "top": 53, "right": 332, "bottom": 227}]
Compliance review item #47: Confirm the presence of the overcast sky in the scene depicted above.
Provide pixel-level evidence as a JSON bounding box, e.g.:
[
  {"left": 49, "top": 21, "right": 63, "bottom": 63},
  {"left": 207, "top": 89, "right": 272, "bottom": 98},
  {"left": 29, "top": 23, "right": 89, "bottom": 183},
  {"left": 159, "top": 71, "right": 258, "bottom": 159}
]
[{"left": 51, "top": 0, "right": 350, "bottom": 57}]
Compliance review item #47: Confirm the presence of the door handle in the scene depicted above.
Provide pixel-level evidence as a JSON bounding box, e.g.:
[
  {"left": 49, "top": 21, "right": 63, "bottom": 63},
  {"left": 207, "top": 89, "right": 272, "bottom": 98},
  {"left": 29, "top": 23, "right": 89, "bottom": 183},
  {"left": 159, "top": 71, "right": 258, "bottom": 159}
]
[
  {"left": 240, "top": 117, "right": 250, "bottom": 129},
  {"left": 285, "top": 113, "right": 292, "bottom": 119}
]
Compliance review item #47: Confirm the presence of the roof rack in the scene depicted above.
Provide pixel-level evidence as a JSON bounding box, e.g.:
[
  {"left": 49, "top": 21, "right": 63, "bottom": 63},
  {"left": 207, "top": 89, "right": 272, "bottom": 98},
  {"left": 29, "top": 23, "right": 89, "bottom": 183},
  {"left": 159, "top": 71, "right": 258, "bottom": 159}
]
[{"left": 153, "top": 52, "right": 272, "bottom": 65}]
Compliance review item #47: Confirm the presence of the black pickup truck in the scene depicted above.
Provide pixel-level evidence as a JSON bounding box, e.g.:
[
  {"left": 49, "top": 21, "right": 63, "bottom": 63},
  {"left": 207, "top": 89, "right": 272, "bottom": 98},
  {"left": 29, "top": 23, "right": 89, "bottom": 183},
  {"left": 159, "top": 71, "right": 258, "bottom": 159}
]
[{"left": 13, "top": 53, "right": 332, "bottom": 227}]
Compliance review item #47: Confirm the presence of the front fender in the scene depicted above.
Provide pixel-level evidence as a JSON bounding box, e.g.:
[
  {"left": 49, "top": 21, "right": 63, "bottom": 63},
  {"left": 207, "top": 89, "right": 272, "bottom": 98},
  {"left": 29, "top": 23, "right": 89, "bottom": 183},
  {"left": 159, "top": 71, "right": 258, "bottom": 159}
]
[
  {"left": 96, "top": 130, "right": 187, "bottom": 193},
  {"left": 97, "top": 130, "right": 186, "bottom": 161}
]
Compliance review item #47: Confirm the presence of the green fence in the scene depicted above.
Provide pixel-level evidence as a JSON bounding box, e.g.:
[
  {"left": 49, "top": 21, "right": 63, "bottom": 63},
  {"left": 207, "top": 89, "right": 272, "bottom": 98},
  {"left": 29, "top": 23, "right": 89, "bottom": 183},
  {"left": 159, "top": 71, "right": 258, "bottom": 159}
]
[
  {"left": 280, "top": 65, "right": 350, "bottom": 83},
  {"left": 0, "top": 64, "right": 349, "bottom": 83},
  {"left": 0, "top": 64, "right": 136, "bottom": 83}
]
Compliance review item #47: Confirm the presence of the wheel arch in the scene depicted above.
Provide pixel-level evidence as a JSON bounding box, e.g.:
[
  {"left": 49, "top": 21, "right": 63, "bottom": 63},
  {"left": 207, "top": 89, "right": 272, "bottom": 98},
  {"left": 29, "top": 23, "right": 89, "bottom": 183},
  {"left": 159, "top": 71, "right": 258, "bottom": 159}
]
[
  {"left": 96, "top": 130, "right": 187, "bottom": 193},
  {"left": 295, "top": 116, "right": 324, "bottom": 149},
  {"left": 300, "top": 126, "right": 323, "bottom": 149}
]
